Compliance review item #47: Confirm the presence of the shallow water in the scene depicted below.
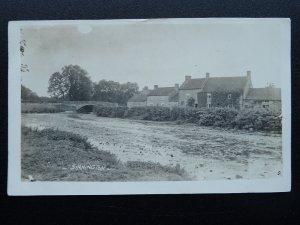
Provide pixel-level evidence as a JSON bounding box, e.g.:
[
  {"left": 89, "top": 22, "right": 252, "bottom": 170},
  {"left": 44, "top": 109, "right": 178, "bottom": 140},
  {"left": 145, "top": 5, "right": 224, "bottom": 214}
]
[{"left": 22, "top": 113, "right": 282, "bottom": 180}]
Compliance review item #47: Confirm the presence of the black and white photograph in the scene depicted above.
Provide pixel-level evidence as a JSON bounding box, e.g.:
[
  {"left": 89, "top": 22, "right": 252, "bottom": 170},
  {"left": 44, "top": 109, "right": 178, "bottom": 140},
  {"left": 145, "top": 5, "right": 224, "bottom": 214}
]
[{"left": 8, "top": 19, "right": 291, "bottom": 195}]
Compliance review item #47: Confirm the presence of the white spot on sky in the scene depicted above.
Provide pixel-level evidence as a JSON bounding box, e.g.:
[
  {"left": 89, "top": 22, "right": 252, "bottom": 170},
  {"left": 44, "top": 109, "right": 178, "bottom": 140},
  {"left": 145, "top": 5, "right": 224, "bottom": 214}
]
[{"left": 78, "top": 24, "right": 92, "bottom": 34}]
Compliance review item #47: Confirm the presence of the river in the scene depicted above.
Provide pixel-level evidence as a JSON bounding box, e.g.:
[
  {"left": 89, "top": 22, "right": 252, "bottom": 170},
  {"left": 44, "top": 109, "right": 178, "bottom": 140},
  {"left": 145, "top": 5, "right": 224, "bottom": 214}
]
[{"left": 22, "top": 112, "right": 282, "bottom": 180}]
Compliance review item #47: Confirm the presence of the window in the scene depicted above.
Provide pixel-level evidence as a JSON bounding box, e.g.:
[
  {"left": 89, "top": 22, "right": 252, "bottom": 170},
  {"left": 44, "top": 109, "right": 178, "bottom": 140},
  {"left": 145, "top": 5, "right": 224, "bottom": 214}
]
[
  {"left": 207, "top": 103, "right": 211, "bottom": 109},
  {"left": 228, "top": 94, "right": 232, "bottom": 99},
  {"left": 207, "top": 93, "right": 212, "bottom": 104}
]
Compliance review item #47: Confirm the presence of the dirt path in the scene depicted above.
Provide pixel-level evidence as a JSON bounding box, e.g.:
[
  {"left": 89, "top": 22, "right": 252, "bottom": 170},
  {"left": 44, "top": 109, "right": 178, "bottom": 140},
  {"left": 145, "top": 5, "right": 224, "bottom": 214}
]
[{"left": 22, "top": 113, "right": 282, "bottom": 180}]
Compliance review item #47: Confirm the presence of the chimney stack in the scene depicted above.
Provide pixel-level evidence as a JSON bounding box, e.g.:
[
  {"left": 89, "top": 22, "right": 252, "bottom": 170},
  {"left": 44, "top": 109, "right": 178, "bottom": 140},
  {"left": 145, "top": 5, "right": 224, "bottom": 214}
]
[
  {"left": 174, "top": 83, "right": 179, "bottom": 89},
  {"left": 154, "top": 85, "right": 158, "bottom": 89},
  {"left": 185, "top": 75, "right": 192, "bottom": 81},
  {"left": 206, "top": 72, "right": 210, "bottom": 78},
  {"left": 247, "top": 70, "right": 251, "bottom": 79}
]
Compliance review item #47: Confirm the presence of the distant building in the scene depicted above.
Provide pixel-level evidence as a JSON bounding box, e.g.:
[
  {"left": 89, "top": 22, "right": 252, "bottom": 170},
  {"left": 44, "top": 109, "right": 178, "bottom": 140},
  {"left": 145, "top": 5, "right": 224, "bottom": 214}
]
[
  {"left": 146, "top": 84, "right": 179, "bottom": 107},
  {"left": 127, "top": 71, "right": 281, "bottom": 111},
  {"left": 244, "top": 86, "right": 281, "bottom": 111},
  {"left": 179, "top": 71, "right": 252, "bottom": 109},
  {"left": 178, "top": 74, "right": 208, "bottom": 107},
  {"left": 197, "top": 71, "right": 253, "bottom": 109},
  {"left": 127, "top": 86, "right": 151, "bottom": 108}
]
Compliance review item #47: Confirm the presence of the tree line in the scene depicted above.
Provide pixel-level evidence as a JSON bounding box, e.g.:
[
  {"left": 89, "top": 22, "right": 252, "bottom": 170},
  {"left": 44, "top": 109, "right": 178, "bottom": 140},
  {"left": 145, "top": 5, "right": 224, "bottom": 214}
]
[{"left": 22, "top": 65, "right": 139, "bottom": 105}]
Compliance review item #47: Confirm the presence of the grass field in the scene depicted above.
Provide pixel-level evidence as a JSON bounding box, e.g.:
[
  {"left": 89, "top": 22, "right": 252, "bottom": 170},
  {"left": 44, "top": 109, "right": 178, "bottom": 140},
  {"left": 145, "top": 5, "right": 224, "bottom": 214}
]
[{"left": 21, "top": 126, "right": 189, "bottom": 181}]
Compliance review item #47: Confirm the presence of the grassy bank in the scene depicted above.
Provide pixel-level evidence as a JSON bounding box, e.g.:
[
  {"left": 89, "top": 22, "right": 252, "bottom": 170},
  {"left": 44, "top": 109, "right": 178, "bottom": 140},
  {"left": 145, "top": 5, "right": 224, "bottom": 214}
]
[
  {"left": 94, "top": 106, "right": 282, "bottom": 132},
  {"left": 21, "top": 126, "right": 189, "bottom": 181}
]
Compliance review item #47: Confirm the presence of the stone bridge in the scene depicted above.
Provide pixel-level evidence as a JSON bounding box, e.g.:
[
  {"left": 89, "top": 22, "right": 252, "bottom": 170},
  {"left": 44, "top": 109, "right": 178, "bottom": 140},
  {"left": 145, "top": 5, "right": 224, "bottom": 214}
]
[
  {"left": 21, "top": 101, "right": 118, "bottom": 113},
  {"left": 68, "top": 101, "right": 118, "bottom": 113}
]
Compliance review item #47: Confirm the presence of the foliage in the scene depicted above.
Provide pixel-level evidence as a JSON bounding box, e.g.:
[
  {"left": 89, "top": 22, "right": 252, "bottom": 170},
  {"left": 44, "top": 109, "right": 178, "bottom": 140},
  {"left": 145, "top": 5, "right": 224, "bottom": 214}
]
[
  {"left": 233, "top": 108, "right": 282, "bottom": 131},
  {"left": 94, "top": 105, "right": 281, "bottom": 132},
  {"left": 92, "top": 80, "right": 139, "bottom": 105},
  {"left": 48, "top": 65, "right": 93, "bottom": 101},
  {"left": 21, "top": 85, "right": 40, "bottom": 102},
  {"left": 48, "top": 72, "right": 70, "bottom": 99},
  {"left": 198, "top": 108, "right": 238, "bottom": 127},
  {"left": 186, "top": 97, "right": 195, "bottom": 107}
]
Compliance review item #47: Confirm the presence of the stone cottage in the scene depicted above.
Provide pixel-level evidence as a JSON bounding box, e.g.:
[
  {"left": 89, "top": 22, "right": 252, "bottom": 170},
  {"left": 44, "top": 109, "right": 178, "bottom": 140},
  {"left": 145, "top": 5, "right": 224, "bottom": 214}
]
[
  {"left": 146, "top": 84, "right": 179, "bottom": 107},
  {"left": 244, "top": 86, "right": 281, "bottom": 111},
  {"left": 179, "top": 71, "right": 253, "bottom": 108},
  {"left": 127, "top": 86, "right": 151, "bottom": 108},
  {"left": 178, "top": 74, "right": 208, "bottom": 107},
  {"left": 197, "top": 71, "right": 253, "bottom": 109}
]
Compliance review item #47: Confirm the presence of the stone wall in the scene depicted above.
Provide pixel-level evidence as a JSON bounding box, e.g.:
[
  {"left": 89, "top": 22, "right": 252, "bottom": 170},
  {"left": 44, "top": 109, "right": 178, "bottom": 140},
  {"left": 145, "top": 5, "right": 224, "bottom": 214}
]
[
  {"left": 197, "top": 91, "right": 243, "bottom": 109},
  {"left": 146, "top": 96, "right": 178, "bottom": 107},
  {"left": 244, "top": 100, "right": 281, "bottom": 112},
  {"left": 147, "top": 96, "right": 170, "bottom": 106},
  {"left": 178, "top": 89, "right": 202, "bottom": 106}
]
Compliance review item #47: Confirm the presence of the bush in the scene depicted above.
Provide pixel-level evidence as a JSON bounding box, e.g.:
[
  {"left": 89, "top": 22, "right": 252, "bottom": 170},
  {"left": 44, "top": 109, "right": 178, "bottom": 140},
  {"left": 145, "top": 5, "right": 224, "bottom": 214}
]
[
  {"left": 198, "top": 108, "right": 238, "bottom": 127},
  {"left": 233, "top": 108, "right": 281, "bottom": 131},
  {"left": 94, "top": 106, "right": 128, "bottom": 118},
  {"left": 94, "top": 105, "right": 281, "bottom": 132}
]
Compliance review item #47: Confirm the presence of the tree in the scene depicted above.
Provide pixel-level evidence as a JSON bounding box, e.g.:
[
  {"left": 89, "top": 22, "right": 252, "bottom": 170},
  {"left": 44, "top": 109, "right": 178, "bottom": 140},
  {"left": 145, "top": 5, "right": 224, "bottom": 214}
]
[
  {"left": 21, "top": 85, "right": 39, "bottom": 101},
  {"left": 119, "top": 82, "right": 139, "bottom": 104},
  {"left": 92, "top": 80, "right": 139, "bottom": 104},
  {"left": 187, "top": 97, "right": 195, "bottom": 107},
  {"left": 93, "top": 80, "right": 121, "bottom": 102},
  {"left": 48, "top": 65, "right": 93, "bottom": 101},
  {"left": 48, "top": 72, "right": 70, "bottom": 99}
]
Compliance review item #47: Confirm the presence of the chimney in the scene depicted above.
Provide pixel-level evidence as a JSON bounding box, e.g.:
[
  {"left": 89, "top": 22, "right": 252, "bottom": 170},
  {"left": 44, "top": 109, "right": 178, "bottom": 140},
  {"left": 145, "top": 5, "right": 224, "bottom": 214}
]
[
  {"left": 206, "top": 72, "right": 210, "bottom": 78},
  {"left": 154, "top": 85, "right": 158, "bottom": 89},
  {"left": 246, "top": 70, "right": 251, "bottom": 79},
  {"left": 185, "top": 75, "right": 192, "bottom": 81},
  {"left": 143, "top": 86, "right": 148, "bottom": 91},
  {"left": 174, "top": 83, "right": 179, "bottom": 89}
]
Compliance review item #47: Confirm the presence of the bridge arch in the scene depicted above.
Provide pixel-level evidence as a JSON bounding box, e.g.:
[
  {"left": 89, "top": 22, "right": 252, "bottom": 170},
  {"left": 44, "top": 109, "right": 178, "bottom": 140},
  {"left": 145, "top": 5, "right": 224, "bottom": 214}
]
[{"left": 76, "top": 104, "right": 95, "bottom": 113}]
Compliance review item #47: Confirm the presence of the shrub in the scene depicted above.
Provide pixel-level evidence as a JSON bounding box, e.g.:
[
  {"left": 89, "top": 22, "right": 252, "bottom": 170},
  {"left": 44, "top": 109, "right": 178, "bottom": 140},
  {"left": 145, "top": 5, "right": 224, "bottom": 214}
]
[
  {"left": 94, "top": 106, "right": 128, "bottom": 118},
  {"left": 233, "top": 108, "right": 281, "bottom": 131},
  {"left": 94, "top": 105, "right": 281, "bottom": 132},
  {"left": 198, "top": 107, "right": 238, "bottom": 127}
]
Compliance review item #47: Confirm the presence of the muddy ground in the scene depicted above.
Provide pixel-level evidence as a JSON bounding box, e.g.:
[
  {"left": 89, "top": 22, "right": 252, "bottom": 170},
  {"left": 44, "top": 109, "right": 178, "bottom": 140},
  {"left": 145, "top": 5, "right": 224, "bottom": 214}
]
[{"left": 22, "top": 113, "right": 282, "bottom": 180}]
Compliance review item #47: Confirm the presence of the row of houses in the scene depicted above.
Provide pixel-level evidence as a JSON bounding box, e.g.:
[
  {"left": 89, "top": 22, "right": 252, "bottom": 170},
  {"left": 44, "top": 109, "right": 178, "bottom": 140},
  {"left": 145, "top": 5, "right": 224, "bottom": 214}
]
[{"left": 127, "top": 71, "right": 281, "bottom": 111}]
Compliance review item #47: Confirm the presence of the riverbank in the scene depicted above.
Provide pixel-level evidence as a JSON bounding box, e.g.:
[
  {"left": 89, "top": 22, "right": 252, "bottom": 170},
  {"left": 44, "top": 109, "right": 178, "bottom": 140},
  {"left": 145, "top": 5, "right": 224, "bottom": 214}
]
[
  {"left": 21, "top": 126, "right": 190, "bottom": 181},
  {"left": 22, "top": 113, "right": 282, "bottom": 180}
]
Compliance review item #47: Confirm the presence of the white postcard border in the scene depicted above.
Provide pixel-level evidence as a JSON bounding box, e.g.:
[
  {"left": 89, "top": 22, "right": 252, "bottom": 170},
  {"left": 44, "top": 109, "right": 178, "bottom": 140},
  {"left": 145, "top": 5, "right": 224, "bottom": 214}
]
[{"left": 8, "top": 18, "right": 291, "bottom": 195}]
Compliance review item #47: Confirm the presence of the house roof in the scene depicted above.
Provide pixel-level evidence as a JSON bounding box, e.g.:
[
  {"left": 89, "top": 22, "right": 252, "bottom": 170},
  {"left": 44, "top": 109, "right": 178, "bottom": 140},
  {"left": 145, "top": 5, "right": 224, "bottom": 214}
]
[
  {"left": 128, "top": 93, "right": 148, "bottom": 102},
  {"left": 148, "top": 87, "right": 177, "bottom": 96},
  {"left": 179, "top": 78, "right": 206, "bottom": 90},
  {"left": 202, "top": 76, "right": 248, "bottom": 92},
  {"left": 246, "top": 87, "right": 281, "bottom": 101}
]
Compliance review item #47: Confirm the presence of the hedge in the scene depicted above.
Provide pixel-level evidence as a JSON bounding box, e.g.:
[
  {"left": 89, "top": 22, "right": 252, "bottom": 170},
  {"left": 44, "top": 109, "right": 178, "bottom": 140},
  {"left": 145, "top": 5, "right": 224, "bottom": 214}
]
[{"left": 94, "top": 106, "right": 282, "bottom": 132}]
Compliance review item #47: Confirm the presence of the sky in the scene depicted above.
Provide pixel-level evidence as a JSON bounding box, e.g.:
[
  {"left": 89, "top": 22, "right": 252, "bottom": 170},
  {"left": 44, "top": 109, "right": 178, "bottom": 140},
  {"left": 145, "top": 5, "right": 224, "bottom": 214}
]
[{"left": 21, "top": 20, "right": 285, "bottom": 97}]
